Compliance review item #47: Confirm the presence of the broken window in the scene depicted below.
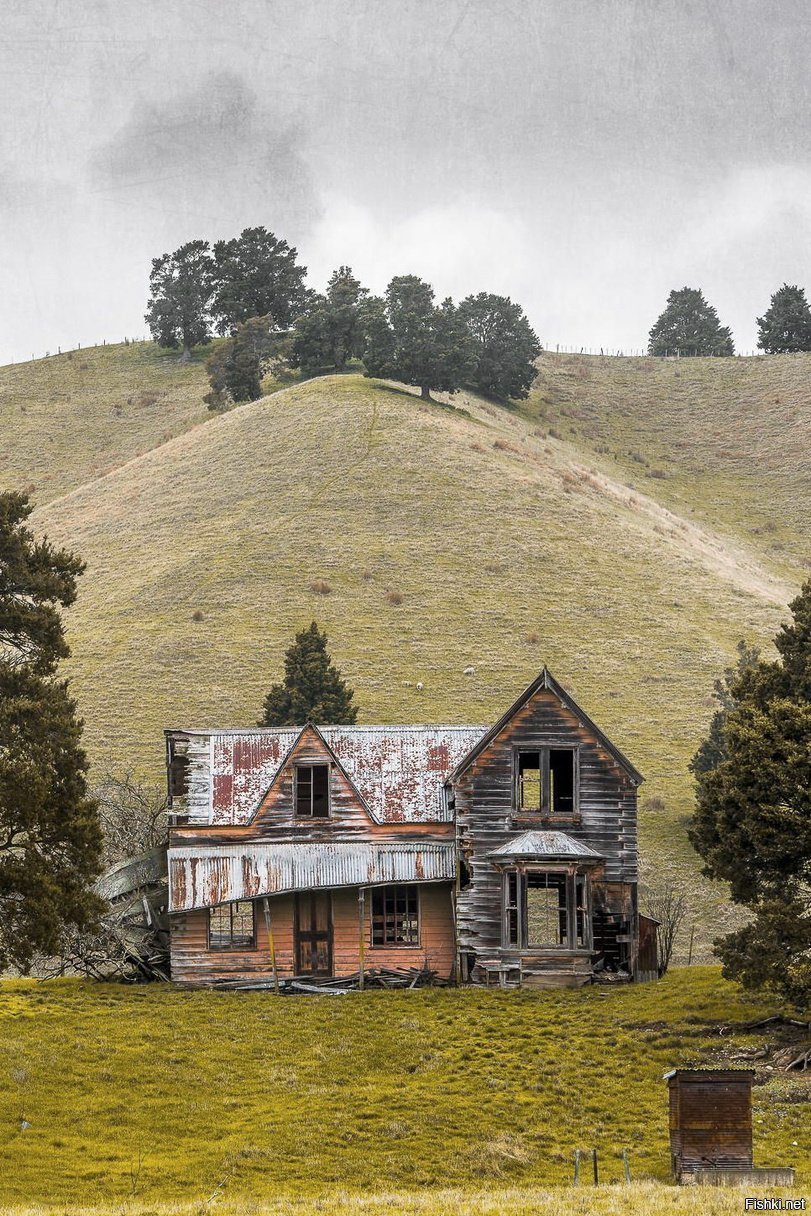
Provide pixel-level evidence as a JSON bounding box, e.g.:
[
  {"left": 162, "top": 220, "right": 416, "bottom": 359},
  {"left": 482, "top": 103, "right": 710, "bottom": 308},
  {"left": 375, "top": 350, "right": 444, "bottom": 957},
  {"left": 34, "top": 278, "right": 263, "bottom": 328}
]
[
  {"left": 167, "top": 742, "right": 190, "bottom": 803},
  {"left": 504, "top": 870, "right": 591, "bottom": 951},
  {"left": 295, "top": 763, "right": 330, "bottom": 817},
  {"left": 209, "top": 901, "right": 256, "bottom": 951},
  {"left": 516, "top": 748, "right": 577, "bottom": 815},
  {"left": 371, "top": 885, "right": 419, "bottom": 946}
]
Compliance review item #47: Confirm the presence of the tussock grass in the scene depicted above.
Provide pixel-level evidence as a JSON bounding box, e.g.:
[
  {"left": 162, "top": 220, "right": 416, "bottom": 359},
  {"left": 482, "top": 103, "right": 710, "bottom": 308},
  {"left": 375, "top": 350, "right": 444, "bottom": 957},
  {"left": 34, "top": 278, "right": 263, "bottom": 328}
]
[{"left": 0, "top": 969, "right": 807, "bottom": 1209}]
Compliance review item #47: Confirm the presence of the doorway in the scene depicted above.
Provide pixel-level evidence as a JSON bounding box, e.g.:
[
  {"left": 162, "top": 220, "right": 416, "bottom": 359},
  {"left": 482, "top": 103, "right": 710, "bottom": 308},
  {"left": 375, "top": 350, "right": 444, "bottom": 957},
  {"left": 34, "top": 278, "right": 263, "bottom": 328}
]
[{"left": 295, "top": 892, "right": 333, "bottom": 975}]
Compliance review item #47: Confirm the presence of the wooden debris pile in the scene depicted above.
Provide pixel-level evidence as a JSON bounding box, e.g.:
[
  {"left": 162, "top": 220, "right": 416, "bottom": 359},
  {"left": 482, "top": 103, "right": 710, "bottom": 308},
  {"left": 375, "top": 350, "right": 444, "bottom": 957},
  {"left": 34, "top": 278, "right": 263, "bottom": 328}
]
[{"left": 212, "top": 965, "right": 445, "bottom": 994}]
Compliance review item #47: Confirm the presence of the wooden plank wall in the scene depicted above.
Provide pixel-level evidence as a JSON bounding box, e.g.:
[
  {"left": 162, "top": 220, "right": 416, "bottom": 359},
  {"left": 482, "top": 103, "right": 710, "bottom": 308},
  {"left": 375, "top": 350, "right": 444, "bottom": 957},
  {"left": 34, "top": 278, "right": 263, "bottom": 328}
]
[
  {"left": 170, "top": 882, "right": 456, "bottom": 986},
  {"left": 455, "top": 688, "right": 639, "bottom": 963}
]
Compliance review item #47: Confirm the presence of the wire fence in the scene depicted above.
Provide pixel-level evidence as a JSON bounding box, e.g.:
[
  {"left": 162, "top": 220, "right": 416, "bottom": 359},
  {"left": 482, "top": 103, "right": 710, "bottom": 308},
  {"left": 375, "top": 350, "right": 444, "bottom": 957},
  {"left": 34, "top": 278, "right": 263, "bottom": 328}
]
[{"left": 546, "top": 343, "right": 767, "bottom": 358}]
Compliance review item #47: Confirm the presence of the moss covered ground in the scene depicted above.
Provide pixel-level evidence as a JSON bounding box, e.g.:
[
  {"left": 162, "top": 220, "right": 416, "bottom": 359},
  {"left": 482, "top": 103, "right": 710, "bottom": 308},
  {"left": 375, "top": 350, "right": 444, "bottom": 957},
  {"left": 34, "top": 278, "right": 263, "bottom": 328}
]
[{"left": 0, "top": 968, "right": 808, "bottom": 1211}]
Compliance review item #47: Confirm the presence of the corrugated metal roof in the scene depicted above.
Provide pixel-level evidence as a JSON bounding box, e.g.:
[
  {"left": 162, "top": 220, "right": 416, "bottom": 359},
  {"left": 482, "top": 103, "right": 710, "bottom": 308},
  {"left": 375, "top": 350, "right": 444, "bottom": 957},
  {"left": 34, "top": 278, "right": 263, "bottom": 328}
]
[
  {"left": 205, "top": 725, "right": 487, "bottom": 825},
  {"left": 168, "top": 841, "right": 456, "bottom": 911},
  {"left": 489, "top": 831, "right": 604, "bottom": 861}
]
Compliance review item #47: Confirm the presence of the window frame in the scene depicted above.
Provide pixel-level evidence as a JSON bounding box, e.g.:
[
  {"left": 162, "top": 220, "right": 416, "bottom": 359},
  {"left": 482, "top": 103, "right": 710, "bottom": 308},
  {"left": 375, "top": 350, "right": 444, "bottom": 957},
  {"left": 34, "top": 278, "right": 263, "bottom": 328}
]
[
  {"left": 501, "top": 868, "right": 592, "bottom": 952},
  {"left": 513, "top": 745, "right": 580, "bottom": 819},
  {"left": 294, "top": 762, "right": 331, "bottom": 819},
  {"left": 208, "top": 900, "right": 257, "bottom": 952},
  {"left": 370, "top": 884, "right": 421, "bottom": 948}
]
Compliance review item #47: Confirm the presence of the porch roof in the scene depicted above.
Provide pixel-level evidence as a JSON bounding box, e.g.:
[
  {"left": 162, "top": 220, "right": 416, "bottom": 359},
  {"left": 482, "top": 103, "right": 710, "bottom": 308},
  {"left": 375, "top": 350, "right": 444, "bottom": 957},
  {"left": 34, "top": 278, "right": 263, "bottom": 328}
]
[
  {"left": 168, "top": 840, "right": 456, "bottom": 912},
  {"left": 489, "top": 830, "right": 604, "bottom": 864}
]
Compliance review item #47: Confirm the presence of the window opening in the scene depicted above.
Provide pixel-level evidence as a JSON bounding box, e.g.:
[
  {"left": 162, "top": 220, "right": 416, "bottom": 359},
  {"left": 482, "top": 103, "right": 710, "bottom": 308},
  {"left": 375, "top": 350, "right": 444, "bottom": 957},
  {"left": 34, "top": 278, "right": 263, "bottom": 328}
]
[
  {"left": 209, "top": 901, "right": 256, "bottom": 950},
  {"left": 505, "top": 871, "right": 519, "bottom": 946},
  {"left": 526, "top": 872, "right": 568, "bottom": 946},
  {"left": 371, "top": 885, "right": 419, "bottom": 945},
  {"left": 549, "top": 749, "right": 575, "bottom": 814},
  {"left": 517, "top": 752, "right": 542, "bottom": 811},
  {"left": 295, "top": 763, "right": 330, "bottom": 817},
  {"left": 516, "top": 748, "right": 577, "bottom": 815}
]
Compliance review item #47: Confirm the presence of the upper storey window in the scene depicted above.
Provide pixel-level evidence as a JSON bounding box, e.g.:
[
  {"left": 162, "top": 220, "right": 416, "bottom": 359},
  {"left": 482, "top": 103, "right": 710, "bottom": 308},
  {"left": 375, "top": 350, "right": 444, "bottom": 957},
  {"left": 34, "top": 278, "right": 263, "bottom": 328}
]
[
  {"left": 516, "top": 748, "right": 577, "bottom": 816},
  {"left": 295, "top": 763, "right": 330, "bottom": 817}
]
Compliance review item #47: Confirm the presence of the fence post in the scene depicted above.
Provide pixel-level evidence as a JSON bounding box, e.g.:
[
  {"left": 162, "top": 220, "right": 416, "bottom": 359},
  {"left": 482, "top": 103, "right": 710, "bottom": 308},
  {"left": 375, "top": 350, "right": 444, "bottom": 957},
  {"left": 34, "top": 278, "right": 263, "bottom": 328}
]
[
  {"left": 623, "top": 1148, "right": 631, "bottom": 1182},
  {"left": 592, "top": 1148, "right": 598, "bottom": 1185},
  {"left": 574, "top": 1149, "right": 580, "bottom": 1184}
]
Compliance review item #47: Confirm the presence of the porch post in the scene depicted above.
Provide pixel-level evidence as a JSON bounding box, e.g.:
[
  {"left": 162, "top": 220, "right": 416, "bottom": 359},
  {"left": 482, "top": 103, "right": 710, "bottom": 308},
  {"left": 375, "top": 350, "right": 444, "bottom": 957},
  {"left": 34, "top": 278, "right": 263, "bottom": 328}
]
[{"left": 262, "top": 897, "right": 280, "bottom": 994}]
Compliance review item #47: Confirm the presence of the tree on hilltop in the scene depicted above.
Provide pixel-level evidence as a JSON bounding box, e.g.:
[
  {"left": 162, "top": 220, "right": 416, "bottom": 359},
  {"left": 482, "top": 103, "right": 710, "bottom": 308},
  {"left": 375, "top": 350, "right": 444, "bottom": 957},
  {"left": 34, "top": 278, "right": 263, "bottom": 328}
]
[
  {"left": 757, "top": 284, "right": 811, "bottom": 353},
  {"left": 458, "top": 292, "right": 542, "bottom": 401},
  {"left": 689, "top": 580, "right": 811, "bottom": 1006},
  {"left": 204, "top": 315, "right": 279, "bottom": 409},
  {"left": 211, "top": 227, "right": 309, "bottom": 335},
  {"left": 291, "top": 266, "right": 369, "bottom": 373},
  {"left": 648, "top": 287, "right": 734, "bottom": 356},
  {"left": 258, "top": 622, "right": 358, "bottom": 726},
  {"left": 362, "top": 275, "right": 475, "bottom": 400},
  {"left": 145, "top": 240, "right": 213, "bottom": 359},
  {"left": 0, "top": 492, "right": 103, "bottom": 972}
]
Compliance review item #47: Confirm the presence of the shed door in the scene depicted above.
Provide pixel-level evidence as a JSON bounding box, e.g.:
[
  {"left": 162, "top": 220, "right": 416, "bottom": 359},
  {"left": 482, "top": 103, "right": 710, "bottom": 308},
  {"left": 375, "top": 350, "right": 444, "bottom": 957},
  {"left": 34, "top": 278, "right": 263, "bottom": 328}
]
[{"left": 295, "top": 892, "right": 333, "bottom": 976}]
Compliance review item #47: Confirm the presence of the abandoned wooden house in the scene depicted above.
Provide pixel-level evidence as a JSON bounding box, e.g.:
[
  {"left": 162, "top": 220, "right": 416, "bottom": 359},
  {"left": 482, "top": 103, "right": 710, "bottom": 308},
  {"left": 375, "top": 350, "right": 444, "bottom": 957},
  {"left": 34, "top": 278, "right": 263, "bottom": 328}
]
[{"left": 165, "top": 668, "right": 656, "bottom": 988}]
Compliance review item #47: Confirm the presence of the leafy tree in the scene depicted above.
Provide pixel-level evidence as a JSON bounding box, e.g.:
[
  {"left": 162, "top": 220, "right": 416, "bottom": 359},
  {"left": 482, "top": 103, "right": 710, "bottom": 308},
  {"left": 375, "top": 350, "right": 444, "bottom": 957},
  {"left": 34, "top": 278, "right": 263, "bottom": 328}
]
[
  {"left": 144, "top": 240, "right": 213, "bottom": 358},
  {"left": 648, "top": 287, "right": 734, "bottom": 356},
  {"left": 689, "top": 580, "right": 811, "bottom": 1006},
  {"left": 204, "top": 315, "right": 278, "bottom": 409},
  {"left": 291, "top": 266, "right": 369, "bottom": 373},
  {"left": 362, "top": 275, "right": 475, "bottom": 400},
  {"left": 211, "top": 227, "right": 309, "bottom": 335},
  {"left": 756, "top": 283, "right": 811, "bottom": 353},
  {"left": 258, "top": 621, "right": 358, "bottom": 726},
  {"left": 458, "top": 292, "right": 542, "bottom": 401},
  {"left": 0, "top": 492, "right": 103, "bottom": 972}
]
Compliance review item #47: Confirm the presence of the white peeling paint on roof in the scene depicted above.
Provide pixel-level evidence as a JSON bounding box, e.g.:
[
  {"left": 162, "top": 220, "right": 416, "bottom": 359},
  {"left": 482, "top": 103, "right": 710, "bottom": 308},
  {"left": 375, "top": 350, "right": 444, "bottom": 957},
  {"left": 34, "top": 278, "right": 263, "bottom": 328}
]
[{"left": 490, "top": 831, "right": 604, "bottom": 859}]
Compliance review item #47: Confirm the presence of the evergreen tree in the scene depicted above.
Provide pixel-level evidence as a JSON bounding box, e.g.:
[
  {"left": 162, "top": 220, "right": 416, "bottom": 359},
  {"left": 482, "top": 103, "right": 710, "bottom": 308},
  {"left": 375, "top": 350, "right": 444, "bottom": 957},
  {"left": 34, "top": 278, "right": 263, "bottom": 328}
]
[
  {"left": 144, "top": 240, "right": 213, "bottom": 358},
  {"left": 362, "top": 275, "right": 475, "bottom": 400},
  {"left": 258, "top": 622, "right": 358, "bottom": 726},
  {"left": 0, "top": 492, "right": 103, "bottom": 972},
  {"left": 204, "top": 315, "right": 276, "bottom": 409},
  {"left": 291, "top": 266, "right": 368, "bottom": 373},
  {"left": 689, "top": 580, "right": 811, "bottom": 1006},
  {"left": 458, "top": 292, "right": 542, "bottom": 401},
  {"left": 211, "top": 227, "right": 308, "bottom": 335},
  {"left": 756, "top": 284, "right": 811, "bottom": 353},
  {"left": 648, "top": 287, "right": 734, "bottom": 356}
]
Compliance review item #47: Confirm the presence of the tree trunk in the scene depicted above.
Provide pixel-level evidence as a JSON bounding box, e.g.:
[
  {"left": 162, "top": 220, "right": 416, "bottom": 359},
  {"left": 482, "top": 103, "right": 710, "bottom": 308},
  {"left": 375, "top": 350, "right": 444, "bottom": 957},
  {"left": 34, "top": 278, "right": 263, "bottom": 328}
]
[
  {"left": 180, "top": 345, "right": 192, "bottom": 363},
  {"left": 420, "top": 384, "right": 432, "bottom": 400}
]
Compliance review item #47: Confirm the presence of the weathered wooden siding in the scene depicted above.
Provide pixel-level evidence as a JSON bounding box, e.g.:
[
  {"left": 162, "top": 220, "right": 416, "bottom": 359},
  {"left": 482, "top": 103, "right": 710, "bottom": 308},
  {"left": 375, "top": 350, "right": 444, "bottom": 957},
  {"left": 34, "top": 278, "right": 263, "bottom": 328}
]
[
  {"left": 170, "top": 883, "right": 455, "bottom": 986},
  {"left": 455, "top": 687, "right": 639, "bottom": 965}
]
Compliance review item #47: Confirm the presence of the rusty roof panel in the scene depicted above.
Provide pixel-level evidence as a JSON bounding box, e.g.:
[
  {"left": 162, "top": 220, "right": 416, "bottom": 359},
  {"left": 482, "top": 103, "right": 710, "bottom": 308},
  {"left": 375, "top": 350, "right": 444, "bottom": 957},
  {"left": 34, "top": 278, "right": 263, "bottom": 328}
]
[
  {"left": 179, "top": 726, "right": 487, "bottom": 826},
  {"left": 168, "top": 841, "right": 456, "bottom": 911}
]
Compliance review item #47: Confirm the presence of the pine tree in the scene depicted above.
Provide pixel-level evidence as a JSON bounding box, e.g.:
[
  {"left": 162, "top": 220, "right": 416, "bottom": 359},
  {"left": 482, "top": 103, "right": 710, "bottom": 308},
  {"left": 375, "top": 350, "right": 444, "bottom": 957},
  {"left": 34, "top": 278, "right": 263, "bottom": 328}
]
[
  {"left": 756, "top": 284, "right": 811, "bottom": 353},
  {"left": 258, "top": 622, "right": 358, "bottom": 726},
  {"left": 291, "top": 266, "right": 368, "bottom": 373},
  {"left": 204, "top": 315, "right": 277, "bottom": 409},
  {"left": 0, "top": 492, "right": 103, "bottom": 972},
  {"left": 648, "top": 287, "right": 734, "bottom": 357},
  {"left": 689, "top": 580, "right": 811, "bottom": 1006},
  {"left": 144, "top": 240, "right": 213, "bottom": 358},
  {"left": 211, "top": 227, "right": 308, "bottom": 335},
  {"left": 361, "top": 276, "right": 476, "bottom": 400},
  {"left": 458, "top": 292, "right": 542, "bottom": 401}
]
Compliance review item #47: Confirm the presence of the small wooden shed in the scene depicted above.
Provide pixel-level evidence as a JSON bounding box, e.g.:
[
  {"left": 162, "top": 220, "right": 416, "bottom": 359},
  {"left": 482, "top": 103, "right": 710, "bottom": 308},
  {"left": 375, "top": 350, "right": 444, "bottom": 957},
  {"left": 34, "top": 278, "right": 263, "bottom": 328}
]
[{"left": 666, "top": 1068, "right": 753, "bottom": 1178}]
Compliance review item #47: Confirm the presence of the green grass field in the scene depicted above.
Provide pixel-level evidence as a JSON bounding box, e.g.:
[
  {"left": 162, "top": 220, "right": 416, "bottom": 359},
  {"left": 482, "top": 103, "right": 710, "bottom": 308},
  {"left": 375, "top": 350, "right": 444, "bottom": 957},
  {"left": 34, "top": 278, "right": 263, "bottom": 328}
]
[
  {"left": 2, "top": 344, "right": 809, "bottom": 945},
  {"left": 0, "top": 968, "right": 808, "bottom": 1212}
]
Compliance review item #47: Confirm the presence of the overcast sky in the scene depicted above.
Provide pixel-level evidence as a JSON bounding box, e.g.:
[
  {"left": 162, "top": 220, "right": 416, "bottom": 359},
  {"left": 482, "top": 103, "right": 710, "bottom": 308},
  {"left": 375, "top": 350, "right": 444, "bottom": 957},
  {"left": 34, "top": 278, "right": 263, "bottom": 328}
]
[{"left": 2, "top": 0, "right": 811, "bottom": 363}]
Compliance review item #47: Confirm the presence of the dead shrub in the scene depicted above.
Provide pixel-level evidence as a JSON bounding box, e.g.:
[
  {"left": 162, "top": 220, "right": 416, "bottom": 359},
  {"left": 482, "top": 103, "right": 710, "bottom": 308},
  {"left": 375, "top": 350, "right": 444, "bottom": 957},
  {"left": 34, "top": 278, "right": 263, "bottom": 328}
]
[
  {"left": 310, "top": 579, "right": 332, "bottom": 595},
  {"left": 642, "top": 795, "right": 666, "bottom": 814},
  {"left": 467, "top": 1132, "right": 531, "bottom": 1178},
  {"left": 525, "top": 631, "right": 540, "bottom": 644},
  {"left": 139, "top": 391, "right": 159, "bottom": 408},
  {"left": 191, "top": 610, "right": 204, "bottom": 622},
  {"left": 493, "top": 438, "right": 519, "bottom": 454},
  {"left": 648, "top": 468, "right": 668, "bottom": 480},
  {"left": 470, "top": 442, "right": 485, "bottom": 453},
  {"left": 361, "top": 569, "right": 373, "bottom": 582},
  {"left": 386, "top": 590, "right": 404, "bottom": 605}
]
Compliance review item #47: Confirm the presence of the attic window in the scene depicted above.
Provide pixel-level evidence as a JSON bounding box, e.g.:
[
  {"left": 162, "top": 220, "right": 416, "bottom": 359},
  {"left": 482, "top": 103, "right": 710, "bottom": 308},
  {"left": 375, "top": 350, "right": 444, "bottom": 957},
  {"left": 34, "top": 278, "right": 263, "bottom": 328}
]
[
  {"left": 516, "top": 748, "right": 577, "bottom": 816},
  {"left": 295, "top": 764, "right": 330, "bottom": 817}
]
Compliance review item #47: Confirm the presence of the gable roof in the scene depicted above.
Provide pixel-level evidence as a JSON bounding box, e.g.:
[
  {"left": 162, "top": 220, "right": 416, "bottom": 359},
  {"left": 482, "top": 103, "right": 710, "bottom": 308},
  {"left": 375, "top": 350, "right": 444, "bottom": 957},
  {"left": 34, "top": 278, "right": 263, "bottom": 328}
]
[
  {"left": 250, "top": 721, "right": 375, "bottom": 823},
  {"left": 446, "top": 667, "right": 644, "bottom": 786}
]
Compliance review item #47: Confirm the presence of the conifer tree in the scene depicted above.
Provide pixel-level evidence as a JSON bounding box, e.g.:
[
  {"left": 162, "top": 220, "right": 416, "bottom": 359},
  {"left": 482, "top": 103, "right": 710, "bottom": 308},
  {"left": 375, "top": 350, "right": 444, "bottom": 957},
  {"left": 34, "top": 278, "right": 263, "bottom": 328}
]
[
  {"left": 756, "top": 284, "right": 811, "bottom": 353},
  {"left": 648, "top": 287, "right": 734, "bottom": 356},
  {"left": 291, "top": 266, "right": 369, "bottom": 373},
  {"left": 144, "top": 240, "right": 213, "bottom": 358},
  {"left": 258, "top": 622, "right": 358, "bottom": 726},
  {"left": 0, "top": 492, "right": 103, "bottom": 971},
  {"left": 689, "top": 580, "right": 811, "bottom": 1006}
]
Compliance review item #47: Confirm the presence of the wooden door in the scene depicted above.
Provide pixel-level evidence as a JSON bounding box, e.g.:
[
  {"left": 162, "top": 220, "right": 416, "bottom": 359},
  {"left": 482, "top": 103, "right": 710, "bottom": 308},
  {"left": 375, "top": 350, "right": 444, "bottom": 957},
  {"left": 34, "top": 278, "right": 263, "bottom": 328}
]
[{"left": 295, "top": 892, "right": 333, "bottom": 976}]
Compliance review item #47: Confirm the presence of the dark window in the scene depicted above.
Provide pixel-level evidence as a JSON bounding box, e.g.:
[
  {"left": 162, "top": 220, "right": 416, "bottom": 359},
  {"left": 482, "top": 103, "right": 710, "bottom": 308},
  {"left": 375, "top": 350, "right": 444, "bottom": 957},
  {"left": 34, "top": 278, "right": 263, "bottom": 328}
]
[
  {"left": 295, "top": 764, "right": 330, "bottom": 817},
  {"left": 371, "top": 885, "right": 419, "bottom": 946},
  {"left": 168, "top": 746, "right": 189, "bottom": 801},
  {"left": 209, "top": 901, "right": 256, "bottom": 951},
  {"left": 505, "top": 871, "right": 519, "bottom": 946},
  {"left": 516, "top": 748, "right": 576, "bottom": 815}
]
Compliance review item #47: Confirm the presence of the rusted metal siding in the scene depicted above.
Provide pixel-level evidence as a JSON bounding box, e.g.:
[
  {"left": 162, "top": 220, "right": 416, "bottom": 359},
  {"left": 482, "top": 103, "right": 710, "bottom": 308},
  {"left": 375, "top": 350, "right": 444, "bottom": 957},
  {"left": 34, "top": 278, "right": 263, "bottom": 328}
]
[
  {"left": 168, "top": 841, "right": 456, "bottom": 912},
  {"left": 166, "top": 725, "right": 486, "bottom": 826},
  {"left": 170, "top": 883, "right": 456, "bottom": 985},
  {"left": 455, "top": 686, "right": 640, "bottom": 972},
  {"left": 667, "top": 1070, "right": 754, "bottom": 1176}
]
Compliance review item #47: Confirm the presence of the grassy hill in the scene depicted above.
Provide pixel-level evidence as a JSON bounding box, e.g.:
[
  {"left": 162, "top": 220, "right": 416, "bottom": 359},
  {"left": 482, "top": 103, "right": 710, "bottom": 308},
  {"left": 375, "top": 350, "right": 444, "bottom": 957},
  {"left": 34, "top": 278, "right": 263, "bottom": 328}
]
[
  {"left": 0, "top": 969, "right": 807, "bottom": 1211},
  {"left": 2, "top": 343, "right": 809, "bottom": 943}
]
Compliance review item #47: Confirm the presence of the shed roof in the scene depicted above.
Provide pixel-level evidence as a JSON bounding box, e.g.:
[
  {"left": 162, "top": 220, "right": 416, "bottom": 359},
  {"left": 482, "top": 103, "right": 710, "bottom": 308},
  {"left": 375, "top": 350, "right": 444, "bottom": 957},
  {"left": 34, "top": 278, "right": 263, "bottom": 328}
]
[{"left": 489, "top": 830, "right": 604, "bottom": 862}]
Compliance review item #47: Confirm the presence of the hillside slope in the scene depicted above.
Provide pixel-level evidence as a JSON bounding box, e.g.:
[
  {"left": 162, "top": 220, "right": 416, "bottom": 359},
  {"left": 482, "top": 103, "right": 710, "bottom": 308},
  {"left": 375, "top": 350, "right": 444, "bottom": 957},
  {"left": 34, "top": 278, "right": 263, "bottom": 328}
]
[
  {"left": 0, "top": 342, "right": 209, "bottom": 503},
  {"left": 23, "top": 362, "right": 801, "bottom": 936}
]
